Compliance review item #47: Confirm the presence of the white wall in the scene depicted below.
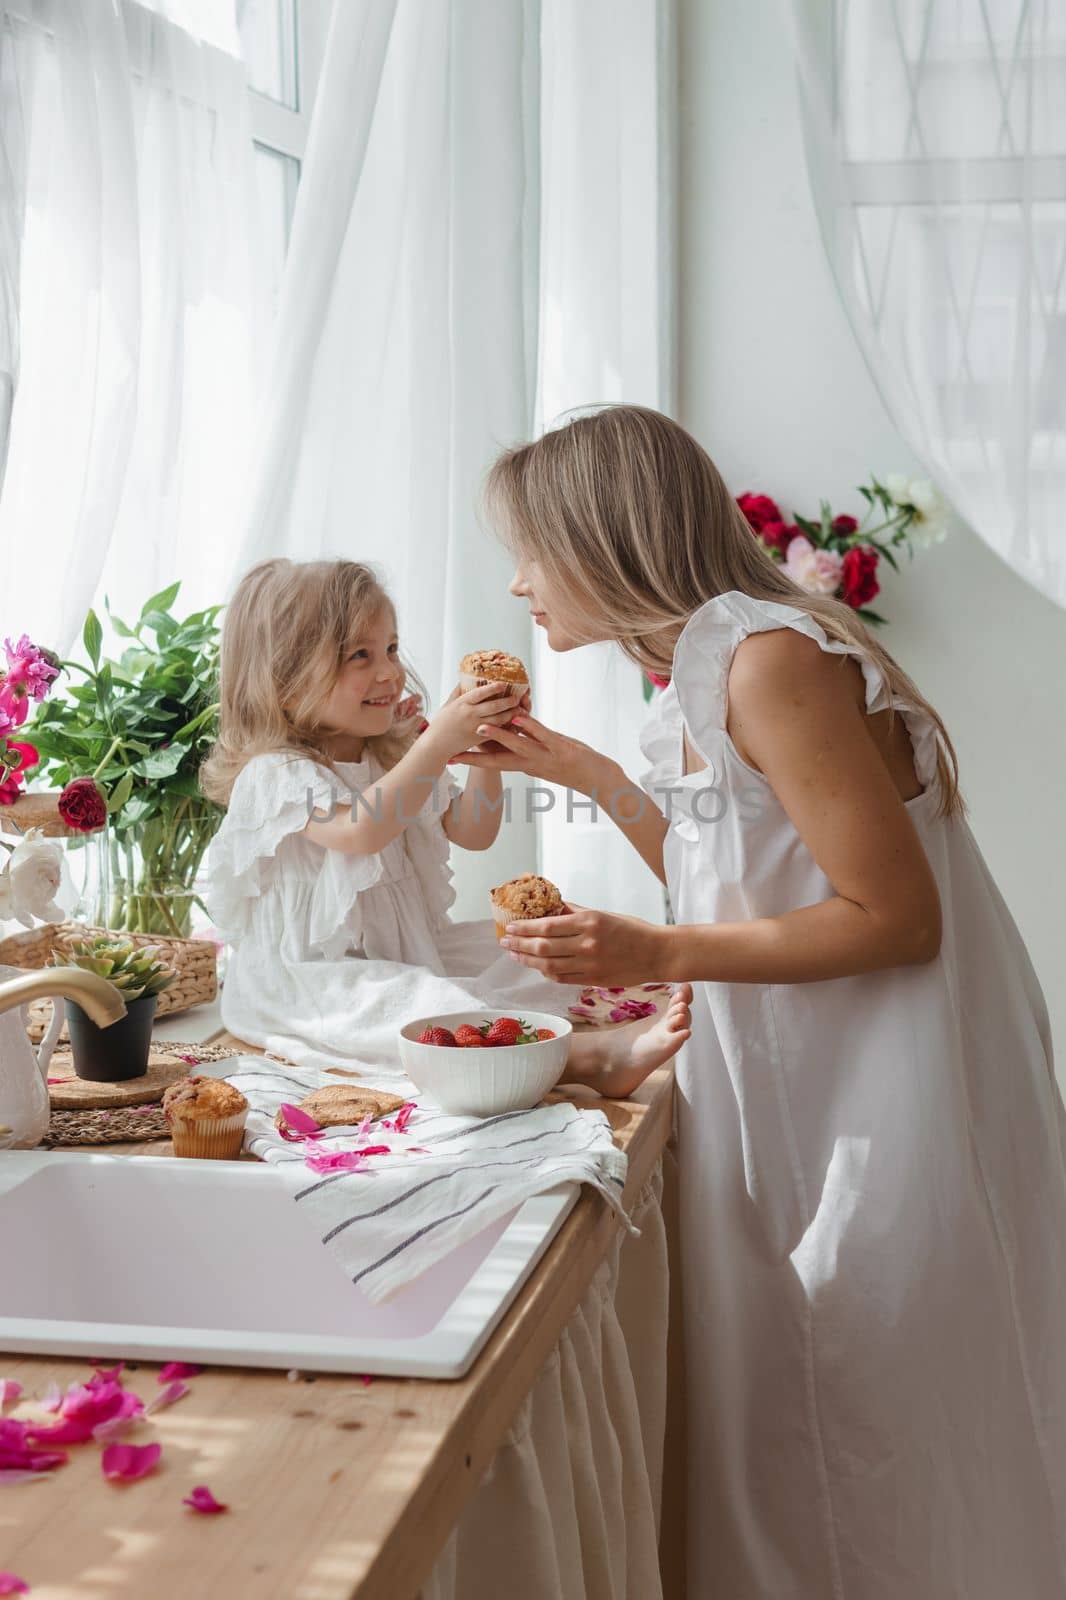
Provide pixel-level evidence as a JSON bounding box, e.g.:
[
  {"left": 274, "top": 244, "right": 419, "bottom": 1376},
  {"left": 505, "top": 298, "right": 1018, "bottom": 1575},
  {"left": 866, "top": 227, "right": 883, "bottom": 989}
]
[{"left": 678, "top": 0, "right": 1066, "bottom": 1083}]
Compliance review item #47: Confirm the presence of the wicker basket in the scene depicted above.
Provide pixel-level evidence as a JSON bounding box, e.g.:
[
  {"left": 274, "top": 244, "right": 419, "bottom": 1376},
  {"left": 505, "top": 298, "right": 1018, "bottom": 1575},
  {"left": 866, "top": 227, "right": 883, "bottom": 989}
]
[{"left": 0, "top": 921, "right": 218, "bottom": 1042}]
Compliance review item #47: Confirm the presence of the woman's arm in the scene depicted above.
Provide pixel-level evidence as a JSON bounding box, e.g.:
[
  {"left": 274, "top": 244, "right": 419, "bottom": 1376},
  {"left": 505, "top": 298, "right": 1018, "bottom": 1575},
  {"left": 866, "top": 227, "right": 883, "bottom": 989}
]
[
  {"left": 454, "top": 713, "right": 669, "bottom": 882},
  {"left": 501, "top": 632, "right": 943, "bottom": 986}
]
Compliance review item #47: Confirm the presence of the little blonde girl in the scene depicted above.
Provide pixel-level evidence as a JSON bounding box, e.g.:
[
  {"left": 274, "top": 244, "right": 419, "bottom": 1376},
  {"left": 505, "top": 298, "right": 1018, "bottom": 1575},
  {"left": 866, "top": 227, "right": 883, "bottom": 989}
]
[{"left": 200, "top": 557, "right": 689, "bottom": 1088}]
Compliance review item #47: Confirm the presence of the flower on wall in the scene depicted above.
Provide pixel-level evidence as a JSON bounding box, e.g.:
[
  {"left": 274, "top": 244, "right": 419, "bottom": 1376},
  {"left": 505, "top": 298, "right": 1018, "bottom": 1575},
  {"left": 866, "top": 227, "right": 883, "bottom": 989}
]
[
  {"left": 739, "top": 474, "right": 948, "bottom": 625},
  {"left": 641, "top": 475, "right": 947, "bottom": 699}
]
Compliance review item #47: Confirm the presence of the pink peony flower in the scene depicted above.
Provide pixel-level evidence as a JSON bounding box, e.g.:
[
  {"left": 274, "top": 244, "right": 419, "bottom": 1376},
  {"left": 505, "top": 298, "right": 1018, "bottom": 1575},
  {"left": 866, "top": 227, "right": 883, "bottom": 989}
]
[
  {"left": 0, "top": 637, "right": 58, "bottom": 726},
  {"left": 783, "top": 535, "right": 844, "bottom": 597}
]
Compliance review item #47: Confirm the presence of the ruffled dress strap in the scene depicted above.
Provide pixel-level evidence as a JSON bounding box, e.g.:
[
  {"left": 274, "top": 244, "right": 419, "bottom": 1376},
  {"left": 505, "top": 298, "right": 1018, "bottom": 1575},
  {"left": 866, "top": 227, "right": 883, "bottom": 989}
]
[
  {"left": 671, "top": 590, "right": 944, "bottom": 794},
  {"left": 206, "top": 751, "right": 383, "bottom": 948}
]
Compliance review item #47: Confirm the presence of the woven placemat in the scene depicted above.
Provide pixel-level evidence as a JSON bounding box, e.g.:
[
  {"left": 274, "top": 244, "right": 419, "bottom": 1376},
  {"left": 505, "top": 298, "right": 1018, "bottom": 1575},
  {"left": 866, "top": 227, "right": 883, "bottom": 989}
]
[
  {"left": 46, "top": 1040, "right": 239, "bottom": 1110},
  {"left": 42, "top": 1042, "right": 239, "bottom": 1144}
]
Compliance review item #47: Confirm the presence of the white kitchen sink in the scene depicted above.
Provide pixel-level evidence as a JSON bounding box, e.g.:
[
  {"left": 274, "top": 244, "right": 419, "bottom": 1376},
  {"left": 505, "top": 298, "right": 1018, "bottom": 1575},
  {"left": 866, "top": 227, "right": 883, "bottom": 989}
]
[{"left": 0, "top": 1152, "right": 578, "bottom": 1379}]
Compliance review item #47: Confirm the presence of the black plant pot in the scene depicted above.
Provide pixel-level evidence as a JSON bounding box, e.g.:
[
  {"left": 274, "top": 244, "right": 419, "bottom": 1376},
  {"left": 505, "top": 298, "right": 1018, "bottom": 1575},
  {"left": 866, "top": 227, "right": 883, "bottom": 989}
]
[{"left": 67, "top": 994, "right": 158, "bottom": 1083}]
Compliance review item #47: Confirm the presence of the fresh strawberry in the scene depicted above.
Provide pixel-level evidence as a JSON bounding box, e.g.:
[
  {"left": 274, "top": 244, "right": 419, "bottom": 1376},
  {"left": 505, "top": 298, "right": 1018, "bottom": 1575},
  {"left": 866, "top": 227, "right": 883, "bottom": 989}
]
[
  {"left": 485, "top": 1017, "right": 523, "bottom": 1047},
  {"left": 454, "top": 1024, "right": 487, "bottom": 1048},
  {"left": 535, "top": 1028, "right": 556, "bottom": 1041},
  {"left": 418, "top": 1026, "right": 457, "bottom": 1047}
]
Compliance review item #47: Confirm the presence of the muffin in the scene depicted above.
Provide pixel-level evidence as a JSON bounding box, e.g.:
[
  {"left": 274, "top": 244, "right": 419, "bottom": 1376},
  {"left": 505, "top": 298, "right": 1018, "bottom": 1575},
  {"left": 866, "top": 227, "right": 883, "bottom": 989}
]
[
  {"left": 162, "top": 1075, "right": 249, "bottom": 1160},
  {"left": 490, "top": 874, "right": 566, "bottom": 941},
  {"left": 459, "top": 650, "right": 529, "bottom": 694}
]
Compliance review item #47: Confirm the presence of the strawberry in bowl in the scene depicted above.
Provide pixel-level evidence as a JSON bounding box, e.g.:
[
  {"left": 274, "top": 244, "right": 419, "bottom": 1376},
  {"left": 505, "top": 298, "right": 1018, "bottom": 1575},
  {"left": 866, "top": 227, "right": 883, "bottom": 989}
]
[{"left": 399, "top": 1009, "right": 572, "bottom": 1116}]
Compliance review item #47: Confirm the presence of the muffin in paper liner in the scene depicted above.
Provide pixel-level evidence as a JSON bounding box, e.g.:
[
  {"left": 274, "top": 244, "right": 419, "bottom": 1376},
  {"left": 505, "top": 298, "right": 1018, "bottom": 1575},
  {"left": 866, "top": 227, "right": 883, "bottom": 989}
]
[
  {"left": 167, "top": 1108, "right": 248, "bottom": 1161},
  {"left": 458, "top": 649, "right": 529, "bottom": 695},
  {"left": 162, "top": 1075, "right": 249, "bottom": 1160},
  {"left": 490, "top": 873, "right": 565, "bottom": 941}
]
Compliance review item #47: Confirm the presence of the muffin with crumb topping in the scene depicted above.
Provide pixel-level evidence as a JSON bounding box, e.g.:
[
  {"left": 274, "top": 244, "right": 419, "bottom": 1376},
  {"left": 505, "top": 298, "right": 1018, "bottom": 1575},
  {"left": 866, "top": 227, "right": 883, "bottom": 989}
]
[
  {"left": 162, "top": 1075, "right": 249, "bottom": 1160},
  {"left": 459, "top": 650, "right": 529, "bottom": 692},
  {"left": 490, "top": 874, "right": 566, "bottom": 941}
]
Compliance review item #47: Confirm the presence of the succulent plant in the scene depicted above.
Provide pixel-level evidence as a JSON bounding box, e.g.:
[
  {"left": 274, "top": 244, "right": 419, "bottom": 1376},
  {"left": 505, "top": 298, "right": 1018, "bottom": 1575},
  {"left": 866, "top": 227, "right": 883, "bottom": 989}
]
[{"left": 50, "top": 934, "right": 177, "bottom": 1002}]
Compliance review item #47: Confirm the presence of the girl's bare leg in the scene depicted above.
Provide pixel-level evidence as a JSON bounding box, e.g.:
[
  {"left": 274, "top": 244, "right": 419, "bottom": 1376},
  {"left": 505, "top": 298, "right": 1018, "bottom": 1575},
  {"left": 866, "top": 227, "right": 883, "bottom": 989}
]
[{"left": 560, "top": 984, "right": 692, "bottom": 1099}]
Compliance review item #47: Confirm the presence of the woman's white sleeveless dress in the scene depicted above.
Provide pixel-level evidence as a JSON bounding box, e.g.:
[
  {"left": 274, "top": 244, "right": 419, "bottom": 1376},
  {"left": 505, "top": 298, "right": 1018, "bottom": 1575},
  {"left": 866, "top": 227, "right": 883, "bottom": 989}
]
[{"left": 639, "top": 592, "right": 1066, "bottom": 1599}]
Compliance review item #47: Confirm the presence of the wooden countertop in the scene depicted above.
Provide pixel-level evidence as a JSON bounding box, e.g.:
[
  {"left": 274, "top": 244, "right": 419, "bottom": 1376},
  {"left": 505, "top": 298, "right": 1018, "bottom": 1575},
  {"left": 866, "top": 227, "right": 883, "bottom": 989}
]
[{"left": 0, "top": 1036, "right": 674, "bottom": 1600}]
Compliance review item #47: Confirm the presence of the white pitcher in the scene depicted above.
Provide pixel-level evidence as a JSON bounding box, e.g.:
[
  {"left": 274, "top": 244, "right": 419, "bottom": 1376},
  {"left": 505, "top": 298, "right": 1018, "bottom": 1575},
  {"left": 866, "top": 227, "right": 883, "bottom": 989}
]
[{"left": 0, "top": 965, "right": 126, "bottom": 1149}]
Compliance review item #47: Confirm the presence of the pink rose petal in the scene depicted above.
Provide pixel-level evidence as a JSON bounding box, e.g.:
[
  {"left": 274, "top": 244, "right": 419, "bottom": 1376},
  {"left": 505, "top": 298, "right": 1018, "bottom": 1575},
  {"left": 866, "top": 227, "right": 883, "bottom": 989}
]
[
  {"left": 393, "top": 1103, "right": 416, "bottom": 1134},
  {"left": 183, "top": 1484, "right": 228, "bottom": 1514},
  {"left": 145, "top": 1382, "right": 188, "bottom": 1416},
  {"left": 0, "top": 1573, "right": 29, "bottom": 1594},
  {"left": 303, "top": 1148, "right": 368, "bottom": 1175},
  {"left": 40, "top": 1384, "right": 60, "bottom": 1414},
  {"left": 101, "top": 1441, "right": 161, "bottom": 1482},
  {"left": 158, "top": 1363, "right": 202, "bottom": 1384},
  {"left": 92, "top": 1415, "right": 140, "bottom": 1443},
  {"left": 0, "top": 1470, "right": 46, "bottom": 1485},
  {"left": 279, "top": 1102, "right": 322, "bottom": 1136},
  {"left": 0, "top": 1382, "right": 22, "bottom": 1409}
]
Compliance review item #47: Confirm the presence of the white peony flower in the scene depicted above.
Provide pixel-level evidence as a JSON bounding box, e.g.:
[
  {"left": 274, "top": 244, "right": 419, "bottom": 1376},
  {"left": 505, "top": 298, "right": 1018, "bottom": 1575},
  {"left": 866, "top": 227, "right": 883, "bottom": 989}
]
[
  {"left": 906, "top": 479, "right": 949, "bottom": 546},
  {"left": 883, "top": 473, "right": 911, "bottom": 504},
  {"left": 0, "top": 866, "right": 13, "bottom": 921},
  {"left": 6, "top": 828, "right": 66, "bottom": 927},
  {"left": 784, "top": 535, "right": 844, "bottom": 596}
]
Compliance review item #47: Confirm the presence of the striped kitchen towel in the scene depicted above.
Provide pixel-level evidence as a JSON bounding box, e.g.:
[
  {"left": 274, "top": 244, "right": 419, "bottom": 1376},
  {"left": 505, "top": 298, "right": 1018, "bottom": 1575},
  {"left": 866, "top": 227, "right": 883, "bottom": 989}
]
[{"left": 221, "top": 1057, "right": 631, "bottom": 1304}]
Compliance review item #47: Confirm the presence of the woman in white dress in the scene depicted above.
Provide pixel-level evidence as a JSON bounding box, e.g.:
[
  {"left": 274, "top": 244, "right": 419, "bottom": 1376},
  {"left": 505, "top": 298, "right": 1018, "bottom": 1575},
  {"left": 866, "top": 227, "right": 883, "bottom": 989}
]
[{"left": 460, "top": 405, "right": 1066, "bottom": 1598}]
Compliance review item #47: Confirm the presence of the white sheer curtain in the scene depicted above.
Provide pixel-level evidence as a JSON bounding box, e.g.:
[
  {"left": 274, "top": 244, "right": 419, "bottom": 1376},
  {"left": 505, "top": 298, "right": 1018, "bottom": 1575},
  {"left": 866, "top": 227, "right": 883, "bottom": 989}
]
[
  {"left": 790, "top": 0, "right": 1066, "bottom": 609},
  {"left": 239, "top": 0, "right": 675, "bottom": 919},
  {"left": 533, "top": 0, "right": 675, "bottom": 923},
  {"left": 0, "top": 0, "right": 262, "bottom": 653}
]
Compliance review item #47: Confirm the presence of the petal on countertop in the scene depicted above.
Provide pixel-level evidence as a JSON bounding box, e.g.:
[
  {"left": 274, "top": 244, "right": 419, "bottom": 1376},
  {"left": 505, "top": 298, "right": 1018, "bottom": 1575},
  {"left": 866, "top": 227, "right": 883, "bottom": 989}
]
[
  {"left": 0, "top": 1383, "right": 22, "bottom": 1409},
  {"left": 157, "top": 1363, "right": 203, "bottom": 1384},
  {"left": 0, "top": 1572, "right": 29, "bottom": 1593},
  {"left": 101, "top": 1441, "right": 161, "bottom": 1482},
  {"left": 145, "top": 1382, "right": 188, "bottom": 1415},
  {"left": 182, "top": 1484, "right": 228, "bottom": 1514}
]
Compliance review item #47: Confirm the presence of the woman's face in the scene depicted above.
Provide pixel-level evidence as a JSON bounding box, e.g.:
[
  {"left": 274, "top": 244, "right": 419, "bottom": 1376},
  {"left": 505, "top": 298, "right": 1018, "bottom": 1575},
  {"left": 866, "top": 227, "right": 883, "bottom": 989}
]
[{"left": 509, "top": 557, "right": 605, "bottom": 651}]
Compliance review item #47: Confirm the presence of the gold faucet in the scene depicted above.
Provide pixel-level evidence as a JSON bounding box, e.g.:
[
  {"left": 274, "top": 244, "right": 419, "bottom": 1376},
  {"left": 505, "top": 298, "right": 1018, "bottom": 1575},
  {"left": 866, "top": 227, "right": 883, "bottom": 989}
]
[{"left": 0, "top": 969, "right": 127, "bottom": 1027}]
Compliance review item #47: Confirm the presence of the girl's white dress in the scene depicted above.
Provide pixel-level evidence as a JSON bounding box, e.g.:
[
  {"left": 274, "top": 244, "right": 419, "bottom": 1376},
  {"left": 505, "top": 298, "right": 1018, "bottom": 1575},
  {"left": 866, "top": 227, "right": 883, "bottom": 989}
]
[
  {"left": 207, "top": 751, "right": 579, "bottom": 1077},
  {"left": 639, "top": 592, "right": 1066, "bottom": 1600}
]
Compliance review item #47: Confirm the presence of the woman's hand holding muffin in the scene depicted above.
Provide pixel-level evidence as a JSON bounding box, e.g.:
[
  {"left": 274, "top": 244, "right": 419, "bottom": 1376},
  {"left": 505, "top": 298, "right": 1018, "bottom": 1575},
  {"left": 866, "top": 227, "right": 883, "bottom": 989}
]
[{"left": 500, "top": 901, "right": 671, "bottom": 987}]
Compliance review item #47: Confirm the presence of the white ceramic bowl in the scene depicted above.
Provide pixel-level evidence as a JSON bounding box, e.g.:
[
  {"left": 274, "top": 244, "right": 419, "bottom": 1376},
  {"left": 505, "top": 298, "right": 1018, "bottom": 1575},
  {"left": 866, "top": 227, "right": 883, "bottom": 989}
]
[{"left": 398, "top": 1008, "right": 572, "bottom": 1117}]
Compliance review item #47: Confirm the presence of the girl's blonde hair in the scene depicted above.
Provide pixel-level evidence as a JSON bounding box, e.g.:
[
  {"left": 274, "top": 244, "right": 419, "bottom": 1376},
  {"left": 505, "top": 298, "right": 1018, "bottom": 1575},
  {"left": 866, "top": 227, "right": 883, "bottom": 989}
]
[
  {"left": 200, "top": 559, "right": 425, "bottom": 806},
  {"left": 485, "top": 404, "right": 961, "bottom": 816}
]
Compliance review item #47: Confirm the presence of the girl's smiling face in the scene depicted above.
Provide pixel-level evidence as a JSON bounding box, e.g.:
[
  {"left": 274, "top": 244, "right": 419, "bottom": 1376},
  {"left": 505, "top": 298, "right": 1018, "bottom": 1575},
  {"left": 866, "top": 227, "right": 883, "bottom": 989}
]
[
  {"left": 318, "top": 608, "right": 405, "bottom": 754},
  {"left": 509, "top": 558, "right": 605, "bottom": 651}
]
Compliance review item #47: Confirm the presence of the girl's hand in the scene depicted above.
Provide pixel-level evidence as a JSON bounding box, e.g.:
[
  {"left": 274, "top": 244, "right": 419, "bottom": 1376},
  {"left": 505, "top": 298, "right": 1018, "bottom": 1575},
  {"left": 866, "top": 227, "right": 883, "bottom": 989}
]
[
  {"left": 424, "top": 681, "right": 526, "bottom": 759},
  {"left": 501, "top": 902, "right": 670, "bottom": 985},
  {"left": 450, "top": 711, "right": 607, "bottom": 796}
]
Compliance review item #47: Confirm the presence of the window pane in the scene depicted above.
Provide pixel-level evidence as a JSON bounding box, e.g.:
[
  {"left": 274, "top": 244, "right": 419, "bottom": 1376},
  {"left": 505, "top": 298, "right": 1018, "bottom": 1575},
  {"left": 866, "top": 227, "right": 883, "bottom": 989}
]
[
  {"left": 254, "top": 143, "right": 299, "bottom": 310},
  {"left": 237, "top": 0, "right": 298, "bottom": 108}
]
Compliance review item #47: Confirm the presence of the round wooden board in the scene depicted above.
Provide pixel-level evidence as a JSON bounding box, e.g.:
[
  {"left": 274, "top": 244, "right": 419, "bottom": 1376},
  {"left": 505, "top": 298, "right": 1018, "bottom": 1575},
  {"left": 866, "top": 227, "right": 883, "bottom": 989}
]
[{"left": 46, "top": 1041, "right": 237, "bottom": 1110}]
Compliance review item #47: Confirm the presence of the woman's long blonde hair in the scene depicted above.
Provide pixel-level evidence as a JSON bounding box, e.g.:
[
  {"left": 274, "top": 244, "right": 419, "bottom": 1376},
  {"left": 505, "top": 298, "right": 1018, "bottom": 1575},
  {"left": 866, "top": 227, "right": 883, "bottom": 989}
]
[
  {"left": 200, "top": 559, "right": 426, "bottom": 806},
  {"left": 485, "top": 405, "right": 961, "bottom": 816}
]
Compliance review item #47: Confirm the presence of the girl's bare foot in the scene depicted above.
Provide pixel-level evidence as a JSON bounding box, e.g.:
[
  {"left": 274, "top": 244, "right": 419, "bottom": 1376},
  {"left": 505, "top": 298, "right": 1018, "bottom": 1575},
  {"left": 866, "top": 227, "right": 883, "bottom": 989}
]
[{"left": 561, "top": 984, "right": 693, "bottom": 1100}]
